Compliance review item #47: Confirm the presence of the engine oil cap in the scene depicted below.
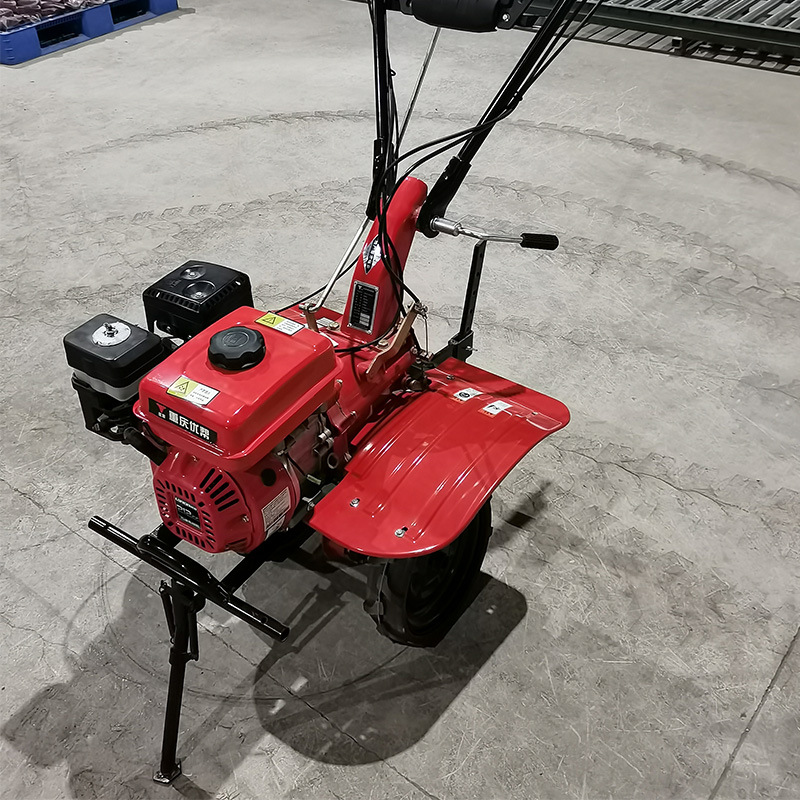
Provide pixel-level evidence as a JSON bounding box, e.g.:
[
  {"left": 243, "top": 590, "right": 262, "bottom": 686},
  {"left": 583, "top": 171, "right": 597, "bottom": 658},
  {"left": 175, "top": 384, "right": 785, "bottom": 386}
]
[{"left": 208, "top": 326, "right": 265, "bottom": 371}]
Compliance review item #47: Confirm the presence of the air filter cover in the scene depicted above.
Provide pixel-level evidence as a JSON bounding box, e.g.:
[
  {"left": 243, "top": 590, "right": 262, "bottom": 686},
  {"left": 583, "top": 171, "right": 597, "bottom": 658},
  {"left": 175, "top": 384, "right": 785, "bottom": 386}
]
[
  {"left": 63, "top": 313, "right": 164, "bottom": 398},
  {"left": 143, "top": 260, "right": 253, "bottom": 340}
]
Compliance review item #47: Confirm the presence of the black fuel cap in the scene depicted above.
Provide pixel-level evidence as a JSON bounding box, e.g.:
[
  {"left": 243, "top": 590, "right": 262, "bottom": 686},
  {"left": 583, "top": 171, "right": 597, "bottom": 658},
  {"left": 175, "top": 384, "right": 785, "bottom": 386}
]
[{"left": 208, "top": 327, "right": 265, "bottom": 371}]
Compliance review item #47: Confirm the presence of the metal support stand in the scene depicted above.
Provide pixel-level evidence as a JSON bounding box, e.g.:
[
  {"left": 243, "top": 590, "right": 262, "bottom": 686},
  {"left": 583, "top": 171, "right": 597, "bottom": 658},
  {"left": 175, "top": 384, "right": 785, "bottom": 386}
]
[
  {"left": 85, "top": 516, "right": 308, "bottom": 785},
  {"left": 152, "top": 580, "right": 205, "bottom": 785}
]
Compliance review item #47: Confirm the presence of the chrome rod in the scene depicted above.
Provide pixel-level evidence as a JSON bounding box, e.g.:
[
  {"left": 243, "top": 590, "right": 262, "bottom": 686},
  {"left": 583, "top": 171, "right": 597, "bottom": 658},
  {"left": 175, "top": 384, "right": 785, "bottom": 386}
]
[
  {"left": 397, "top": 27, "right": 441, "bottom": 148},
  {"left": 310, "top": 216, "right": 371, "bottom": 312},
  {"left": 430, "top": 216, "right": 521, "bottom": 244}
]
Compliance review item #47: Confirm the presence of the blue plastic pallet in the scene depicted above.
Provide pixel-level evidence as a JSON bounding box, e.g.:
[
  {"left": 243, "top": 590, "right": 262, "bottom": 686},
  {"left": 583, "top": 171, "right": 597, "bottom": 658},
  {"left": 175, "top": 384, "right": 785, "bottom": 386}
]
[{"left": 1, "top": 0, "right": 178, "bottom": 65}]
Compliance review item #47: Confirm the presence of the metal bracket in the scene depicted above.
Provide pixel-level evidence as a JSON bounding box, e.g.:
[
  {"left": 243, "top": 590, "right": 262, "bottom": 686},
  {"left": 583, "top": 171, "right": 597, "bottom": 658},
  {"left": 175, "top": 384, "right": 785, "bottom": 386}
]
[
  {"left": 433, "top": 240, "right": 486, "bottom": 365},
  {"left": 365, "top": 302, "right": 423, "bottom": 379},
  {"left": 299, "top": 302, "right": 320, "bottom": 332},
  {"left": 153, "top": 579, "right": 206, "bottom": 784}
]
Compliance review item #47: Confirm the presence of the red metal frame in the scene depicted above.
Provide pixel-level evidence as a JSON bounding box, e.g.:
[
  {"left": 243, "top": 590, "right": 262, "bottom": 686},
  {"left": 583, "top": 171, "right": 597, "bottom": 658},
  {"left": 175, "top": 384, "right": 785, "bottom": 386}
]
[{"left": 342, "top": 177, "right": 427, "bottom": 342}]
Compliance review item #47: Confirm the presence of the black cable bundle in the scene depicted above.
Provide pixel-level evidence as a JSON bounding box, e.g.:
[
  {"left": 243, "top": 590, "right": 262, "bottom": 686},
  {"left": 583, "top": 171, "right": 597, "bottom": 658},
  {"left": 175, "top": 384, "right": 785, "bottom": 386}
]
[{"left": 282, "top": 0, "right": 603, "bottom": 353}]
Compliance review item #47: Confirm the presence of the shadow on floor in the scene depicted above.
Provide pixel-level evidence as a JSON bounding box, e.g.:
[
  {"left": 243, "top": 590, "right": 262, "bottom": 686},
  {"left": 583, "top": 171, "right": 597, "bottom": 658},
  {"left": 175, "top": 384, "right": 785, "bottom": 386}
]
[{"left": 2, "top": 536, "right": 530, "bottom": 798}]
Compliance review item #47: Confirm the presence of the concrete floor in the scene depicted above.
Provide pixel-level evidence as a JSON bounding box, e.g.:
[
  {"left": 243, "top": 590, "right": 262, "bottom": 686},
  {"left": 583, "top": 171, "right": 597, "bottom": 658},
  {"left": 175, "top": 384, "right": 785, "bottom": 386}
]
[{"left": 1, "top": 1, "right": 799, "bottom": 797}]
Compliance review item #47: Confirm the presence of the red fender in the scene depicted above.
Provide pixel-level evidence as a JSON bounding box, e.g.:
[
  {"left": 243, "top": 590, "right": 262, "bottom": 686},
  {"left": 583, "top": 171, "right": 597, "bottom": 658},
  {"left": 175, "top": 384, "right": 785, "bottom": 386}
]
[{"left": 309, "top": 357, "right": 569, "bottom": 557}]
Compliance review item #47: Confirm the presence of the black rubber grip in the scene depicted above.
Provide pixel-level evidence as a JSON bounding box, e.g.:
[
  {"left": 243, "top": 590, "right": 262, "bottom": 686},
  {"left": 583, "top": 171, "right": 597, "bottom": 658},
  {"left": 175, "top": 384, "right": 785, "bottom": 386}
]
[
  {"left": 520, "top": 233, "right": 559, "bottom": 250},
  {"left": 411, "top": 0, "right": 505, "bottom": 32}
]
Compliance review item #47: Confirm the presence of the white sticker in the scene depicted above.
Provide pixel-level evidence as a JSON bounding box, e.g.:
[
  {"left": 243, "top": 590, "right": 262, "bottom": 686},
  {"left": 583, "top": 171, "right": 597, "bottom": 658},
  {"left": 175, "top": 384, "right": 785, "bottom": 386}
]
[
  {"left": 453, "top": 387, "right": 482, "bottom": 402},
  {"left": 166, "top": 376, "right": 220, "bottom": 407},
  {"left": 275, "top": 318, "right": 304, "bottom": 336},
  {"left": 363, "top": 237, "right": 382, "bottom": 274},
  {"left": 481, "top": 400, "right": 512, "bottom": 416},
  {"left": 261, "top": 487, "right": 292, "bottom": 536}
]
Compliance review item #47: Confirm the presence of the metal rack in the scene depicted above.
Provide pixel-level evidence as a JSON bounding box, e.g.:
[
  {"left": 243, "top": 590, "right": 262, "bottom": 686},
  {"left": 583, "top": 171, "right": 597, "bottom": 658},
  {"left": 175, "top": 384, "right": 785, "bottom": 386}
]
[{"left": 518, "top": 0, "right": 800, "bottom": 62}]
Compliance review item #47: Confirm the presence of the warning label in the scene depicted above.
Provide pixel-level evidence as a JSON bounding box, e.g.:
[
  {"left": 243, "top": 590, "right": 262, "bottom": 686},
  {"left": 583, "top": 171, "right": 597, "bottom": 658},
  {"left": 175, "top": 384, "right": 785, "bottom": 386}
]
[
  {"left": 166, "top": 376, "right": 219, "bottom": 407},
  {"left": 261, "top": 487, "right": 292, "bottom": 536},
  {"left": 254, "top": 312, "right": 304, "bottom": 336},
  {"left": 481, "top": 400, "right": 512, "bottom": 417},
  {"left": 452, "top": 387, "right": 482, "bottom": 402}
]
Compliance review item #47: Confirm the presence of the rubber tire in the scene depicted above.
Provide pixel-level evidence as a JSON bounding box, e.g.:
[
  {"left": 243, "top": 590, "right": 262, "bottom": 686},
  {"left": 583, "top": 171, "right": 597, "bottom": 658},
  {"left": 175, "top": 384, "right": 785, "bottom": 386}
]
[{"left": 370, "top": 501, "right": 492, "bottom": 647}]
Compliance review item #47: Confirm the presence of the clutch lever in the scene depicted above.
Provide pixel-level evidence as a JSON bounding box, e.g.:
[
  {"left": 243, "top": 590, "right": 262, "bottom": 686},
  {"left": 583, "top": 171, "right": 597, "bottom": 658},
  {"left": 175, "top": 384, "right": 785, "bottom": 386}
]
[{"left": 430, "top": 217, "right": 559, "bottom": 250}]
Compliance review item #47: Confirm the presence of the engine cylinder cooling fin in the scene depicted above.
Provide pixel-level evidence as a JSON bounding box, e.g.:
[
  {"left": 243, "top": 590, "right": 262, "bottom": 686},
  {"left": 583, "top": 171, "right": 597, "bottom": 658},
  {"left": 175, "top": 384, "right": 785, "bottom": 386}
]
[{"left": 153, "top": 449, "right": 298, "bottom": 553}]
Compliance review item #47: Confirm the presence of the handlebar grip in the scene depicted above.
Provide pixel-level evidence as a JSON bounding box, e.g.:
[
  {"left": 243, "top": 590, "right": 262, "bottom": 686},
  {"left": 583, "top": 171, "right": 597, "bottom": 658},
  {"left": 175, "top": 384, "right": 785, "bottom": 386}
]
[{"left": 520, "top": 233, "right": 559, "bottom": 250}]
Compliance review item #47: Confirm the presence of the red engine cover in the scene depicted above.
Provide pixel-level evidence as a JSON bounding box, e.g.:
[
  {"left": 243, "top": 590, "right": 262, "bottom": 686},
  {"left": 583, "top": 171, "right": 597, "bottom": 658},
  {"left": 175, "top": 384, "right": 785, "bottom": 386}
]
[
  {"left": 153, "top": 450, "right": 296, "bottom": 553},
  {"left": 136, "top": 307, "right": 342, "bottom": 471}
]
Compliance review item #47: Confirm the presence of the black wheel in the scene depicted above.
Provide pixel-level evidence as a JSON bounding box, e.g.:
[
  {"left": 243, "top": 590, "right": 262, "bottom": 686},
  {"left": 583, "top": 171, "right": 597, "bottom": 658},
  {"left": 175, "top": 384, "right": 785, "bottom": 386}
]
[{"left": 368, "top": 501, "right": 492, "bottom": 647}]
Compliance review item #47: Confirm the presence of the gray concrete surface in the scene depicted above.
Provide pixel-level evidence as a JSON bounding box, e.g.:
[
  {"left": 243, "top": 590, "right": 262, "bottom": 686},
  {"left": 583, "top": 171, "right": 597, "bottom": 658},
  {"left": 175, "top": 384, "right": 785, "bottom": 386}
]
[{"left": 1, "top": 1, "right": 799, "bottom": 797}]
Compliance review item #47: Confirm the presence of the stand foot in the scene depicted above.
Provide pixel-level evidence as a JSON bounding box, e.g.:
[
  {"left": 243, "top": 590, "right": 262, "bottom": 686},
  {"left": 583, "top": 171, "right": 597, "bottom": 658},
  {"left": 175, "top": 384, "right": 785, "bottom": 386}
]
[
  {"left": 153, "top": 760, "right": 182, "bottom": 785},
  {"left": 155, "top": 580, "right": 202, "bottom": 786}
]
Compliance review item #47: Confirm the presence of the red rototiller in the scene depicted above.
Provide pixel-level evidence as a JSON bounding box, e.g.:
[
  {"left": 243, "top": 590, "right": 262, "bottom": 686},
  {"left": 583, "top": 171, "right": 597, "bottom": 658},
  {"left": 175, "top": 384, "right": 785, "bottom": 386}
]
[{"left": 63, "top": 0, "right": 599, "bottom": 783}]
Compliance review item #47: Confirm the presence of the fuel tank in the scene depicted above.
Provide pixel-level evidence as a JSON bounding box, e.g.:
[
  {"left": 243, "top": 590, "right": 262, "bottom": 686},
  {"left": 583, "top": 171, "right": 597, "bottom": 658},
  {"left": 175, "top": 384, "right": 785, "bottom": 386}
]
[{"left": 136, "top": 306, "right": 342, "bottom": 471}]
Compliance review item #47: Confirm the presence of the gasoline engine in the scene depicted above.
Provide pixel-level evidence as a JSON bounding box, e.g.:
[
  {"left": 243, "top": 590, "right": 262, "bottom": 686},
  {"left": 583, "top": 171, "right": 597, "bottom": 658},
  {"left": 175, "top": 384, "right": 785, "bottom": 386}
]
[{"left": 64, "top": 259, "right": 344, "bottom": 555}]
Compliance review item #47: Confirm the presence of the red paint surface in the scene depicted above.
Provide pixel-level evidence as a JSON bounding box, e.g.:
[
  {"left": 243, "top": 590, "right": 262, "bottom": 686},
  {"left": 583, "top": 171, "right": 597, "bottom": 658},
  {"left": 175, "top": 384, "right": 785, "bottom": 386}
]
[
  {"left": 152, "top": 450, "right": 295, "bottom": 553},
  {"left": 342, "top": 177, "right": 427, "bottom": 342},
  {"left": 137, "top": 306, "right": 341, "bottom": 470},
  {"left": 309, "top": 358, "right": 569, "bottom": 558}
]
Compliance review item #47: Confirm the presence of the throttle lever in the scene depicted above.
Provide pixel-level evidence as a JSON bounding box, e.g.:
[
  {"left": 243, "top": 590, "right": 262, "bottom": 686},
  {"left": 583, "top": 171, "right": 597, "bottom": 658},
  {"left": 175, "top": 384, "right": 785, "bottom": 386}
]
[{"left": 430, "top": 217, "right": 559, "bottom": 250}]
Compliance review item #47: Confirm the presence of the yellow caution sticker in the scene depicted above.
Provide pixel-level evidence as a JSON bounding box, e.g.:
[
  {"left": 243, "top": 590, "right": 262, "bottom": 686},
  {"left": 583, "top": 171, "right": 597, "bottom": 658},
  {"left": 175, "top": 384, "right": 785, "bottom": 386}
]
[
  {"left": 255, "top": 312, "right": 304, "bottom": 336},
  {"left": 166, "top": 376, "right": 219, "bottom": 407}
]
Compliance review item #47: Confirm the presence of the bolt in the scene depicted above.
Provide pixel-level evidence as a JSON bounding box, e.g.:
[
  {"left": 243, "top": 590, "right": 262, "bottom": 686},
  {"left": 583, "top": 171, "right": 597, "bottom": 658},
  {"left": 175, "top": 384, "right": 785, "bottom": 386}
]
[
  {"left": 335, "top": 379, "right": 343, "bottom": 387},
  {"left": 394, "top": 527, "right": 407, "bottom": 537},
  {"left": 329, "top": 321, "right": 340, "bottom": 330},
  {"left": 350, "top": 498, "right": 360, "bottom": 507},
  {"left": 241, "top": 515, "right": 250, "bottom": 523},
  {"left": 446, "top": 374, "right": 455, "bottom": 380},
  {"left": 502, "top": 13, "right": 510, "bottom": 22}
]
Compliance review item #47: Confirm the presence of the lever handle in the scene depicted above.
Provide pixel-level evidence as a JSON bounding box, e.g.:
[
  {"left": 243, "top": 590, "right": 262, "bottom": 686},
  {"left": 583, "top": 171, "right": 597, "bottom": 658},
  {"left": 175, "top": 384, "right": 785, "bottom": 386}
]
[
  {"left": 431, "top": 217, "right": 560, "bottom": 250},
  {"left": 520, "top": 233, "right": 559, "bottom": 250}
]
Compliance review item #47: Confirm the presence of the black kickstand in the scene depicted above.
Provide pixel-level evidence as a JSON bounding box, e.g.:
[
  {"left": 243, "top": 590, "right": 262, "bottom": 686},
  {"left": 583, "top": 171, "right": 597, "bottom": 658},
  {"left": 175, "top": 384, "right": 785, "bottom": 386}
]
[
  {"left": 86, "top": 517, "right": 295, "bottom": 781},
  {"left": 153, "top": 579, "right": 205, "bottom": 785}
]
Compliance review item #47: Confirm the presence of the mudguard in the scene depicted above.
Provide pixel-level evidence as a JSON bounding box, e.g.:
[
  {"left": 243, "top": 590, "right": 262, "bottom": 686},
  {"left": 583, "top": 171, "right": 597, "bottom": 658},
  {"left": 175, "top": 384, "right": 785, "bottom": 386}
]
[{"left": 309, "top": 357, "right": 569, "bottom": 557}]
